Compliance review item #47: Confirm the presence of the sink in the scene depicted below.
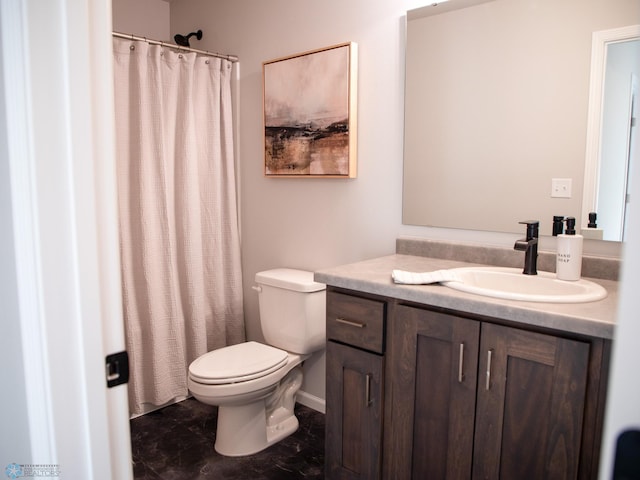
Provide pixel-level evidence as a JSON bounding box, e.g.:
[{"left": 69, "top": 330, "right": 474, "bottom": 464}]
[{"left": 442, "top": 267, "right": 607, "bottom": 303}]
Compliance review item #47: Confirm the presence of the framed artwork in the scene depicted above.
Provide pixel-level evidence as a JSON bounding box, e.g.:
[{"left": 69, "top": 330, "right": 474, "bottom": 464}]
[{"left": 263, "top": 42, "right": 358, "bottom": 178}]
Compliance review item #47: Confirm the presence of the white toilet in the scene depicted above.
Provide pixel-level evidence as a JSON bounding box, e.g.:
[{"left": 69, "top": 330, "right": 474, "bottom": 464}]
[{"left": 187, "top": 268, "right": 326, "bottom": 456}]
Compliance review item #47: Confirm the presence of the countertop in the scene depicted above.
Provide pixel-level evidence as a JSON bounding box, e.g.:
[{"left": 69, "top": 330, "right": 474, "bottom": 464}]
[{"left": 314, "top": 254, "right": 618, "bottom": 339}]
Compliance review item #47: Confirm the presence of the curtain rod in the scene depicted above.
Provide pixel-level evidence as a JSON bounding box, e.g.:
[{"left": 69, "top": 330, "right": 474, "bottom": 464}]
[{"left": 112, "top": 31, "right": 239, "bottom": 63}]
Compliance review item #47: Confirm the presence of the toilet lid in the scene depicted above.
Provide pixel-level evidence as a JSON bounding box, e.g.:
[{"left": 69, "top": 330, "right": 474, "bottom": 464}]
[{"left": 189, "top": 341, "right": 289, "bottom": 385}]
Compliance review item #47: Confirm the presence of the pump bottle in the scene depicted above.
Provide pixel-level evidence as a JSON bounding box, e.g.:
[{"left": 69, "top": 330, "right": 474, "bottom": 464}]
[
  {"left": 581, "top": 212, "right": 604, "bottom": 240},
  {"left": 556, "top": 217, "right": 583, "bottom": 281}
]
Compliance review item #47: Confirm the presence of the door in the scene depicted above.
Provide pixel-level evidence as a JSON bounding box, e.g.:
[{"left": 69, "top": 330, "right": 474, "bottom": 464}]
[
  {"left": 473, "top": 323, "right": 590, "bottom": 480},
  {"left": 0, "top": 1, "right": 132, "bottom": 477},
  {"left": 326, "top": 341, "right": 384, "bottom": 480},
  {"left": 387, "top": 305, "right": 480, "bottom": 479}
]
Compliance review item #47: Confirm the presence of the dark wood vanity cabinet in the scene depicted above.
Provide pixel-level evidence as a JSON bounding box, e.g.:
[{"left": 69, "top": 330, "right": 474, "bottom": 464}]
[
  {"left": 472, "top": 322, "right": 591, "bottom": 480},
  {"left": 325, "top": 290, "right": 386, "bottom": 479},
  {"left": 325, "top": 288, "right": 610, "bottom": 480},
  {"left": 386, "top": 304, "right": 599, "bottom": 480},
  {"left": 384, "top": 305, "right": 481, "bottom": 479},
  {"left": 326, "top": 341, "right": 384, "bottom": 479}
]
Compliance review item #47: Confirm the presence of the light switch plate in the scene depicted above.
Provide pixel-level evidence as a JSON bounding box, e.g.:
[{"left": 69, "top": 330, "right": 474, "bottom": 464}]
[{"left": 551, "top": 178, "right": 572, "bottom": 198}]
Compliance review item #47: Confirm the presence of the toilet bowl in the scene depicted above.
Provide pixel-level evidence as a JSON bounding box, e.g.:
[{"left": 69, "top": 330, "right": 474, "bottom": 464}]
[
  {"left": 188, "top": 341, "right": 307, "bottom": 456},
  {"left": 187, "top": 268, "right": 326, "bottom": 456}
]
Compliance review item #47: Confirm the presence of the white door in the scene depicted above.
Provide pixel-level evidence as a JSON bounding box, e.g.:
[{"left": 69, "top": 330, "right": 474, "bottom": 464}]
[{"left": 0, "top": 1, "right": 132, "bottom": 479}]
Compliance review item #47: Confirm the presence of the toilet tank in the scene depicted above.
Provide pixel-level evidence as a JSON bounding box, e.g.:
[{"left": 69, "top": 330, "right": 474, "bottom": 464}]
[{"left": 254, "top": 268, "right": 326, "bottom": 354}]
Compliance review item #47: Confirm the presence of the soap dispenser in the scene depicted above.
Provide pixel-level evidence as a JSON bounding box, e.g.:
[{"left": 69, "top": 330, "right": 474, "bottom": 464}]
[
  {"left": 552, "top": 215, "right": 564, "bottom": 236},
  {"left": 581, "top": 212, "right": 604, "bottom": 240},
  {"left": 556, "top": 216, "right": 583, "bottom": 281}
]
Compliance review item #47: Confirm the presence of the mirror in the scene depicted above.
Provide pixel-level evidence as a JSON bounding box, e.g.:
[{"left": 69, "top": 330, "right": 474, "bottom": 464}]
[
  {"left": 403, "top": 0, "right": 640, "bottom": 239},
  {"left": 583, "top": 27, "right": 640, "bottom": 241}
]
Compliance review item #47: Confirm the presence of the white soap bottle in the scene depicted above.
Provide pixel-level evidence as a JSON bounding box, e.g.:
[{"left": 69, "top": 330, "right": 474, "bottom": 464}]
[{"left": 556, "top": 216, "right": 583, "bottom": 281}]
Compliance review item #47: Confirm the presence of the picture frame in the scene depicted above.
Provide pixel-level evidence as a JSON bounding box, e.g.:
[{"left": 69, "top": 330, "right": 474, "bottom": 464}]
[{"left": 262, "top": 42, "right": 358, "bottom": 178}]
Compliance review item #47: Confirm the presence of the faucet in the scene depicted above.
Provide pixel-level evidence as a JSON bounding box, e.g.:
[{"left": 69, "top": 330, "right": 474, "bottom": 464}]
[{"left": 514, "top": 220, "right": 539, "bottom": 275}]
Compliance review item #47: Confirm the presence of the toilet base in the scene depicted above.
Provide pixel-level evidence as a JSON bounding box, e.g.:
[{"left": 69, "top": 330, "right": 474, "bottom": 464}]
[
  {"left": 213, "top": 367, "right": 303, "bottom": 456},
  {"left": 267, "top": 414, "right": 299, "bottom": 445},
  {"left": 214, "top": 403, "right": 300, "bottom": 457}
]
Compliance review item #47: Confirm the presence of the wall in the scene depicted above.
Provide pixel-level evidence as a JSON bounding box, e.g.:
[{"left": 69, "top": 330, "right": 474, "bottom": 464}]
[{"left": 112, "top": 0, "right": 170, "bottom": 40}]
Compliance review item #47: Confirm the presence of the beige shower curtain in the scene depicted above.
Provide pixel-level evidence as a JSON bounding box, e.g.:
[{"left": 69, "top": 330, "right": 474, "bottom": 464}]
[{"left": 112, "top": 37, "right": 245, "bottom": 415}]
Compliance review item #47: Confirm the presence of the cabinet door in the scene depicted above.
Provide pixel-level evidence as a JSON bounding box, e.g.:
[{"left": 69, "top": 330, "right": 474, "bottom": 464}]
[
  {"left": 473, "top": 323, "right": 590, "bottom": 480},
  {"left": 386, "top": 305, "right": 480, "bottom": 479},
  {"left": 326, "top": 340, "right": 384, "bottom": 480}
]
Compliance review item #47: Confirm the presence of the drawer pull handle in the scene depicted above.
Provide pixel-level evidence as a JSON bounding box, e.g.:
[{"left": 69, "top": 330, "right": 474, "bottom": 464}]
[
  {"left": 335, "top": 317, "right": 366, "bottom": 328},
  {"left": 365, "top": 374, "right": 372, "bottom": 406},
  {"left": 458, "top": 343, "right": 465, "bottom": 383},
  {"left": 486, "top": 349, "right": 493, "bottom": 391}
]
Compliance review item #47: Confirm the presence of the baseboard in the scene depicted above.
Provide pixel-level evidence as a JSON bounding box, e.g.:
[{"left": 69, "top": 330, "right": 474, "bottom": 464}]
[{"left": 296, "top": 390, "right": 325, "bottom": 414}]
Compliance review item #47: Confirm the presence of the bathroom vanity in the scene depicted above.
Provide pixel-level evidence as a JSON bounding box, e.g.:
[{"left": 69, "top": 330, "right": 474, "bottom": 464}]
[{"left": 316, "top": 239, "right": 618, "bottom": 480}]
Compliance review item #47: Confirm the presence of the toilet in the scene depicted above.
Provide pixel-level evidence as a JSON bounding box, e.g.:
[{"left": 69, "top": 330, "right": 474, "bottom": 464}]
[{"left": 187, "top": 268, "right": 326, "bottom": 456}]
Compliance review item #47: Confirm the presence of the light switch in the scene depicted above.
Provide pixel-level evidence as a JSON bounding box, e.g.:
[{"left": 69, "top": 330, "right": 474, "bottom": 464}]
[{"left": 551, "top": 178, "right": 572, "bottom": 198}]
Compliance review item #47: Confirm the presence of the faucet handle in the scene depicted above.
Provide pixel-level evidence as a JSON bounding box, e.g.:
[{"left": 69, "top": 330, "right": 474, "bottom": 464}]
[{"left": 518, "top": 220, "right": 539, "bottom": 240}]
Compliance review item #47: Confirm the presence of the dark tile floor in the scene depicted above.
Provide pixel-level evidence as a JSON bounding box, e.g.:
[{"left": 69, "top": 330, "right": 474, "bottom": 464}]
[{"left": 130, "top": 398, "right": 325, "bottom": 479}]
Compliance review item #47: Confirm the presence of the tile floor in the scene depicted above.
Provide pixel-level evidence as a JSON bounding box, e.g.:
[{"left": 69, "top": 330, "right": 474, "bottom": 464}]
[{"left": 130, "top": 398, "right": 325, "bottom": 479}]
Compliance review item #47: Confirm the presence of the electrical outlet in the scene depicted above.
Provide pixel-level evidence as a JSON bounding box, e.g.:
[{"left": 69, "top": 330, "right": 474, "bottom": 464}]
[{"left": 551, "top": 178, "right": 572, "bottom": 198}]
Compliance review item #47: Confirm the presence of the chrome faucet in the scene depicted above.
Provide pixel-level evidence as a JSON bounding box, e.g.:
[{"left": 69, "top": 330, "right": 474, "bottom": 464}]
[{"left": 514, "top": 220, "right": 539, "bottom": 275}]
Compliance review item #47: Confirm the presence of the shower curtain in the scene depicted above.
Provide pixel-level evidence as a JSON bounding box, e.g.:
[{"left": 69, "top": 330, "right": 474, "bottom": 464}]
[{"left": 112, "top": 37, "right": 245, "bottom": 415}]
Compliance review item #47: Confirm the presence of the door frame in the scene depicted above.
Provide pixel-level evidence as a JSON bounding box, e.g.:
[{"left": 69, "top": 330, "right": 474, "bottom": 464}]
[{"left": 582, "top": 24, "right": 640, "bottom": 237}]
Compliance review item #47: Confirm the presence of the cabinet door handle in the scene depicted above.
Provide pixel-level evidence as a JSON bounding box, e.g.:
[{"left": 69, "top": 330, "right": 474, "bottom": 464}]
[
  {"left": 365, "top": 374, "right": 372, "bottom": 407},
  {"left": 485, "top": 349, "right": 493, "bottom": 390},
  {"left": 458, "top": 343, "right": 465, "bottom": 383},
  {"left": 335, "top": 317, "right": 366, "bottom": 328}
]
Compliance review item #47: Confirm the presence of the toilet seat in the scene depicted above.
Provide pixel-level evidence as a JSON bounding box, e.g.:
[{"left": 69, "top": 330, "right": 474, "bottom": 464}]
[{"left": 189, "top": 341, "right": 289, "bottom": 385}]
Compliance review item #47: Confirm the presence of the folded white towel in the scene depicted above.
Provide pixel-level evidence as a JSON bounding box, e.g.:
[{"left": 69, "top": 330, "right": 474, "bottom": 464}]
[{"left": 391, "top": 269, "right": 461, "bottom": 285}]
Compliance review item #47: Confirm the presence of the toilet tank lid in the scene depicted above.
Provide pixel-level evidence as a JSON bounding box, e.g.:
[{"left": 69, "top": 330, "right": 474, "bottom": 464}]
[{"left": 255, "top": 268, "right": 326, "bottom": 293}]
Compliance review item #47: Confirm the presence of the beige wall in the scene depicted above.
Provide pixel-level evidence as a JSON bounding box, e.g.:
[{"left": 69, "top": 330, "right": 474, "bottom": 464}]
[{"left": 112, "top": 0, "right": 170, "bottom": 40}]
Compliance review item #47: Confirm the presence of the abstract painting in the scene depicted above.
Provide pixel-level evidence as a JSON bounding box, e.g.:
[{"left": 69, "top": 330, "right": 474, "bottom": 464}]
[{"left": 263, "top": 43, "right": 357, "bottom": 177}]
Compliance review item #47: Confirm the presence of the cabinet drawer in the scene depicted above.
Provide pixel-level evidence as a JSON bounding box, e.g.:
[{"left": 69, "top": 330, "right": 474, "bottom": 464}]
[{"left": 327, "top": 291, "right": 385, "bottom": 353}]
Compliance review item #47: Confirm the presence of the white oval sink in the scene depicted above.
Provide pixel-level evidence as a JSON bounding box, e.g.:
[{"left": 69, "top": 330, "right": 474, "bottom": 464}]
[{"left": 442, "top": 267, "right": 607, "bottom": 303}]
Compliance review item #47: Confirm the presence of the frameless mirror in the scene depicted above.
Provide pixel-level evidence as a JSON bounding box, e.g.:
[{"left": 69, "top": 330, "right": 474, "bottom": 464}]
[{"left": 403, "top": 0, "right": 640, "bottom": 239}]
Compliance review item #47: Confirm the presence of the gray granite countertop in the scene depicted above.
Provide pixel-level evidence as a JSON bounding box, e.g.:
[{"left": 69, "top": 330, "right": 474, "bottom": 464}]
[{"left": 314, "top": 254, "right": 618, "bottom": 339}]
